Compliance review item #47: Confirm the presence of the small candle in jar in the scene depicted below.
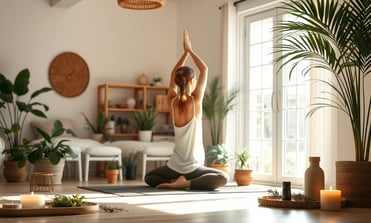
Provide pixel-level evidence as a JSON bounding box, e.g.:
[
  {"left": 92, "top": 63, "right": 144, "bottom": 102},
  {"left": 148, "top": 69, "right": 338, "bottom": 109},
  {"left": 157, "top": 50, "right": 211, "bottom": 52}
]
[
  {"left": 320, "top": 187, "right": 341, "bottom": 211},
  {"left": 20, "top": 192, "right": 46, "bottom": 208}
]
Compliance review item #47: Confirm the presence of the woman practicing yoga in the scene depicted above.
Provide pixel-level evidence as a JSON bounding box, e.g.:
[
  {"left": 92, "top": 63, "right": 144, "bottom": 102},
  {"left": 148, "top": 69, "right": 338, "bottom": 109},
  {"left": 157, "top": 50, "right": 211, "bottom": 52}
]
[{"left": 144, "top": 30, "right": 228, "bottom": 190}]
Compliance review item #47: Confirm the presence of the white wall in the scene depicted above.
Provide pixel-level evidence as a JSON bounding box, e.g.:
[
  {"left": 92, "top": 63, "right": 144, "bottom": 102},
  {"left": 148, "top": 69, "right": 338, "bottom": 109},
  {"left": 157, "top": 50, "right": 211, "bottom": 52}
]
[{"left": 0, "top": 0, "right": 226, "bottom": 142}]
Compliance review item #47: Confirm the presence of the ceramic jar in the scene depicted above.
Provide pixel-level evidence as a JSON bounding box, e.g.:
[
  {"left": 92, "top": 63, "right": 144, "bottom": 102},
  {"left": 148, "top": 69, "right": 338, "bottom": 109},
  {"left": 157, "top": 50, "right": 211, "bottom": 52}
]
[{"left": 304, "top": 156, "right": 324, "bottom": 201}]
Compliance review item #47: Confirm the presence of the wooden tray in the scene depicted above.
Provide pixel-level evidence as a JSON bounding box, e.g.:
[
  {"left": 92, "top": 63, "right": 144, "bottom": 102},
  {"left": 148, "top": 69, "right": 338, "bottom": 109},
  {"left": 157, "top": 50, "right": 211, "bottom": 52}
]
[
  {"left": 0, "top": 202, "right": 99, "bottom": 217},
  {"left": 258, "top": 196, "right": 347, "bottom": 209}
]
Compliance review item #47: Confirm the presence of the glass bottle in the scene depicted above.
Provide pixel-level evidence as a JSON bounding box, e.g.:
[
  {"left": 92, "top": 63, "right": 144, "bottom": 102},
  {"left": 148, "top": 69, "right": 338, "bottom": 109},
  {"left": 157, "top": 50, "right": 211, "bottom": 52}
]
[
  {"left": 282, "top": 181, "right": 291, "bottom": 200},
  {"left": 304, "top": 156, "right": 324, "bottom": 201}
]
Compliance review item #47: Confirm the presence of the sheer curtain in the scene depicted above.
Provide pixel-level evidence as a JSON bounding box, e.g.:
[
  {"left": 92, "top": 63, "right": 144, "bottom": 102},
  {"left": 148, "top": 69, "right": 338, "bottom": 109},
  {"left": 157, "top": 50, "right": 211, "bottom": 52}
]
[{"left": 220, "top": 1, "right": 239, "bottom": 152}]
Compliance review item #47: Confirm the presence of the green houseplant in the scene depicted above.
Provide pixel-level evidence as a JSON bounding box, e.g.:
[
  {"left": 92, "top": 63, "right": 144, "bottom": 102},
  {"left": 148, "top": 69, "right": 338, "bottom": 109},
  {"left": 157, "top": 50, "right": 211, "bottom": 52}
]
[
  {"left": 275, "top": 0, "right": 370, "bottom": 207},
  {"left": 106, "top": 160, "right": 122, "bottom": 184},
  {"left": 81, "top": 111, "right": 110, "bottom": 142},
  {"left": 206, "top": 144, "right": 232, "bottom": 175},
  {"left": 234, "top": 148, "right": 254, "bottom": 186},
  {"left": 202, "top": 77, "right": 239, "bottom": 146},
  {"left": 0, "top": 68, "right": 52, "bottom": 182},
  {"left": 28, "top": 120, "right": 77, "bottom": 184},
  {"left": 123, "top": 151, "right": 140, "bottom": 180},
  {"left": 133, "top": 107, "right": 157, "bottom": 142}
]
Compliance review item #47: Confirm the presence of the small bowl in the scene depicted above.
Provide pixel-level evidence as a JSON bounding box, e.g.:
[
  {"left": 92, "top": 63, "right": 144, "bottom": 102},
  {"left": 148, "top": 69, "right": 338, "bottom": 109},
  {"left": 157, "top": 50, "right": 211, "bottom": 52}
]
[{"left": 116, "top": 103, "right": 127, "bottom": 108}]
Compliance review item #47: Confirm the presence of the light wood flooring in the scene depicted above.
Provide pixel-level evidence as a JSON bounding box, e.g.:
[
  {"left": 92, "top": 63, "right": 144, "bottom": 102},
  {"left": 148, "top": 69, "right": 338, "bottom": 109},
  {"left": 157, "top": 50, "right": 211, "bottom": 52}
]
[{"left": 0, "top": 178, "right": 371, "bottom": 223}]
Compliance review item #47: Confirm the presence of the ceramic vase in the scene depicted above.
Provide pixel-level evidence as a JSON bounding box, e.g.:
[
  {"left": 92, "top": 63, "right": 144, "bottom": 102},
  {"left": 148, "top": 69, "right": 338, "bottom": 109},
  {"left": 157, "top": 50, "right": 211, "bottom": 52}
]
[{"left": 304, "top": 156, "right": 324, "bottom": 201}]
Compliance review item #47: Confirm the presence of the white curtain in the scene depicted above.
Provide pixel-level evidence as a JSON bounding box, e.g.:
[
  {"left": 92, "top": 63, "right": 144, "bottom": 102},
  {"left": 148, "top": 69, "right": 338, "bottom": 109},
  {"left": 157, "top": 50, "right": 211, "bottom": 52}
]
[
  {"left": 307, "top": 69, "right": 338, "bottom": 188},
  {"left": 220, "top": 1, "right": 239, "bottom": 152}
]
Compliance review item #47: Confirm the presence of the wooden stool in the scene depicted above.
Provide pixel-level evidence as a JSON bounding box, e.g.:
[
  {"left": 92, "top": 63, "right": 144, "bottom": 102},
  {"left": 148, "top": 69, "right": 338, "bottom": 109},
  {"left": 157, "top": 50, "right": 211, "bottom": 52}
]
[{"left": 30, "top": 172, "right": 54, "bottom": 192}]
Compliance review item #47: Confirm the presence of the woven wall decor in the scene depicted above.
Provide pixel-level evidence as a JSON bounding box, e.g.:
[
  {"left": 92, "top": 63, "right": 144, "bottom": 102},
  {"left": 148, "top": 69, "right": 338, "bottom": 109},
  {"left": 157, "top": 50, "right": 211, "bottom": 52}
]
[{"left": 48, "top": 52, "right": 89, "bottom": 97}]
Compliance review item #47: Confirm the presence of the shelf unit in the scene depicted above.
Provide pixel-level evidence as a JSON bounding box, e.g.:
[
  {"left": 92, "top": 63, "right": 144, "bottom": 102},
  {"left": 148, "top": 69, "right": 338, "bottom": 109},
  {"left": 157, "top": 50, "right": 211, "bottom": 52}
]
[{"left": 97, "top": 83, "right": 171, "bottom": 139}]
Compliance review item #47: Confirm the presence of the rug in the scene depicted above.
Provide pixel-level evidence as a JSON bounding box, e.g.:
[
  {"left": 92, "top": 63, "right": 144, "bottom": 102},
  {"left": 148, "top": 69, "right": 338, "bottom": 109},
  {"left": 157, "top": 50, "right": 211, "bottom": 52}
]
[{"left": 78, "top": 184, "right": 269, "bottom": 197}]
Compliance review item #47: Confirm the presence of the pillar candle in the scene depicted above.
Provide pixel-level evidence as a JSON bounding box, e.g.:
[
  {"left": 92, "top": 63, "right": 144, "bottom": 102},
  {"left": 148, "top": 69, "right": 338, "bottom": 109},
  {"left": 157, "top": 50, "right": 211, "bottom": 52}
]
[
  {"left": 320, "top": 187, "right": 341, "bottom": 211},
  {"left": 20, "top": 192, "right": 46, "bottom": 208}
]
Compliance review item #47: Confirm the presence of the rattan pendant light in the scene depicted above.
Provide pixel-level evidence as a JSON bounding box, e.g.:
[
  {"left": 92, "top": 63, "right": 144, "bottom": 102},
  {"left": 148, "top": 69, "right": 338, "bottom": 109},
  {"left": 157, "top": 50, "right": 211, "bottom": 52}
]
[{"left": 118, "top": 0, "right": 165, "bottom": 10}]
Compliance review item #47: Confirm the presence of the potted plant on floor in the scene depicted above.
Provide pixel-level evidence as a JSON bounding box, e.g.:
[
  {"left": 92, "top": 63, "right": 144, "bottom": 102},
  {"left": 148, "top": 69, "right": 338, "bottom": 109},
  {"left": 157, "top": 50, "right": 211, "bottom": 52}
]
[
  {"left": 234, "top": 148, "right": 255, "bottom": 186},
  {"left": 206, "top": 144, "right": 232, "bottom": 175},
  {"left": 28, "top": 120, "right": 77, "bottom": 184},
  {"left": 0, "top": 68, "right": 52, "bottom": 182},
  {"left": 123, "top": 151, "right": 140, "bottom": 180},
  {"left": 202, "top": 77, "right": 239, "bottom": 165},
  {"left": 275, "top": 0, "right": 370, "bottom": 207},
  {"left": 81, "top": 111, "right": 110, "bottom": 142},
  {"left": 133, "top": 108, "right": 157, "bottom": 142},
  {"left": 106, "top": 161, "right": 122, "bottom": 184}
]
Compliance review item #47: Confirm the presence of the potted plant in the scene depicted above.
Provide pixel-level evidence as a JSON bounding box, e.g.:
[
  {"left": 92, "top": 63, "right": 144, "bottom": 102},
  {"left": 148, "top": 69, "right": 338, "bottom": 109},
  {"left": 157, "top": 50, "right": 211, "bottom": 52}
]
[
  {"left": 275, "top": 0, "right": 370, "bottom": 207},
  {"left": 205, "top": 144, "right": 232, "bottom": 175},
  {"left": 234, "top": 148, "right": 254, "bottom": 186},
  {"left": 202, "top": 77, "right": 239, "bottom": 165},
  {"left": 81, "top": 111, "right": 110, "bottom": 142},
  {"left": 105, "top": 115, "right": 115, "bottom": 135},
  {"left": 133, "top": 108, "right": 157, "bottom": 142},
  {"left": 106, "top": 161, "right": 122, "bottom": 184},
  {"left": 152, "top": 77, "right": 163, "bottom": 86},
  {"left": 123, "top": 151, "right": 140, "bottom": 180},
  {"left": 28, "top": 120, "right": 77, "bottom": 184},
  {"left": 0, "top": 68, "right": 52, "bottom": 182},
  {"left": 116, "top": 117, "right": 131, "bottom": 133}
]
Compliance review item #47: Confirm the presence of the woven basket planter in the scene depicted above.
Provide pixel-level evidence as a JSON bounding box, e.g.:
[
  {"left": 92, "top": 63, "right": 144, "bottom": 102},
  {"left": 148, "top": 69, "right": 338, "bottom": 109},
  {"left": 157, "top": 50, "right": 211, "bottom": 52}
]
[
  {"left": 336, "top": 161, "right": 371, "bottom": 207},
  {"left": 33, "top": 158, "right": 65, "bottom": 184}
]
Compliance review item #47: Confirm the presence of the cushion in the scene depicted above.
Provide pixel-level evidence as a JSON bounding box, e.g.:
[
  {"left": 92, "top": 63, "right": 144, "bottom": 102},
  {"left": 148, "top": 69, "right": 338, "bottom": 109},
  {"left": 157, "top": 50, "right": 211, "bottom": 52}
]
[
  {"left": 84, "top": 146, "right": 122, "bottom": 156},
  {"left": 144, "top": 141, "right": 174, "bottom": 156},
  {"left": 31, "top": 119, "right": 76, "bottom": 139}
]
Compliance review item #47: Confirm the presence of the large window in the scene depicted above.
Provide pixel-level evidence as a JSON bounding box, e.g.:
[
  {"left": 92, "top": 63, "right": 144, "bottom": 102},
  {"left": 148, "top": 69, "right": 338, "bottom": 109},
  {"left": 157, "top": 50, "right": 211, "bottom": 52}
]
[{"left": 238, "top": 7, "right": 309, "bottom": 185}]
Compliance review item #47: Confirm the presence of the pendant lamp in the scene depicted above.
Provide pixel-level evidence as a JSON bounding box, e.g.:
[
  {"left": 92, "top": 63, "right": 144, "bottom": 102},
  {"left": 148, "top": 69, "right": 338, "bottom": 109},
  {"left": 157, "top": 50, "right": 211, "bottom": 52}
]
[{"left": 118, "top": 0, "right": 165, "bottom": 10}]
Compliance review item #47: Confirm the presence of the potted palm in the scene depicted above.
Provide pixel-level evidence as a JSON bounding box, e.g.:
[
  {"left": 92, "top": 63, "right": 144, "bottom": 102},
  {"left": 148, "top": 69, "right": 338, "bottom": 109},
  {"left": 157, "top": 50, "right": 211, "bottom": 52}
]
[
  {"left": 203, "top": 77, "right": 239, "bottom": 165},
  {"left": 234, "top": 148, "right": 254, "bottom": 186},
  {"left": 28, "top": 120, "right": 77, "bottom": 184},
  {"left": 275, "top": 0, "right": 370, "bottom": 207},
  {"left": 81, "top": 111, "right": 110, "bottom": 142},
  {"left": 0, "top": 68, "right": 52, "bottom": 182},
  {"left": 133, "top": 108, "right": 157, "bottom": 142},
  {"left": 205, "top": 144, "right": 232, "bottom": 175}
]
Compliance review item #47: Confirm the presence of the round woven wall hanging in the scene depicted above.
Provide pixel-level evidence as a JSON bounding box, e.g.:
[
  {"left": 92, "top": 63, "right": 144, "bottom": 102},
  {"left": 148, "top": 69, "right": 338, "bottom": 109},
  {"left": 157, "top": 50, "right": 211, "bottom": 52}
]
[{"left": 48, "top": 52, "right": 89, "bottom": 97}]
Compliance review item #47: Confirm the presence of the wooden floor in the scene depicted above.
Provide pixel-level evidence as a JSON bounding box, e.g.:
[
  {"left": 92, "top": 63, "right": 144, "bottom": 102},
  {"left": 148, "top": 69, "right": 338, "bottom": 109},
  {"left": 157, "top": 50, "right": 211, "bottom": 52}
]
[{"left": 0, "top": 178, "right": 371, "bottom": 223}]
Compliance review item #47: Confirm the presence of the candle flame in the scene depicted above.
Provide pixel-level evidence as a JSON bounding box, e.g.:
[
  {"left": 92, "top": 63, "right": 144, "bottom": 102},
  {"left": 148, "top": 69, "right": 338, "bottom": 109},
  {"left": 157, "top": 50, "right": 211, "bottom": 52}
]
[
  {"left": 31, "top": 191, "right": 34, "bottom": 196},
  {"left": 329, "top": 186, "right": 332, "bottom": 190}
]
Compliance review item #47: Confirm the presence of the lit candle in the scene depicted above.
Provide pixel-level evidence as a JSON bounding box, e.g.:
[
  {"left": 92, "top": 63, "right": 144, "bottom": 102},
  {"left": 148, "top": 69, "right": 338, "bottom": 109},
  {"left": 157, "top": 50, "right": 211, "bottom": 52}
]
[
  {"left": 20, "top": 192, "right": 46, "bottom": 208},
  {"left": 320, "top": 187, "right": 341, "bottom": 211}
]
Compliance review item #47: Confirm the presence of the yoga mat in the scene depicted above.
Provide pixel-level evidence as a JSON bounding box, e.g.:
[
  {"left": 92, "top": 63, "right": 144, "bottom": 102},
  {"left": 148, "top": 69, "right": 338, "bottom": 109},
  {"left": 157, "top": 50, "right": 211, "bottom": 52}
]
[{"left": 78, "top": 184, "right": 269, "bottom": 197}]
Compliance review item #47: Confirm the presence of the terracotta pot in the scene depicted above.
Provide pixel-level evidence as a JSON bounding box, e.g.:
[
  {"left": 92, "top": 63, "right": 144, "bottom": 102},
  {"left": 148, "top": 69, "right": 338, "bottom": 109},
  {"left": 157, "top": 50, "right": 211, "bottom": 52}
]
[
  {"left": 33, "top": 158, "right": 65, "bottom": 184},
  {"left": 336, "top": 161, "right": 371, "bottom": 207},
  {"left": 211, "top": 163, "right": 230, "bottom": 175},
  {"left": 106, "top": 169, "right": 119, "bottom": 184},
  {"left": 3, "top": 161, "right": 29, "bottom": 182},
  {"left": 234, "top": 169, "right": 253, "bottom": 186}
]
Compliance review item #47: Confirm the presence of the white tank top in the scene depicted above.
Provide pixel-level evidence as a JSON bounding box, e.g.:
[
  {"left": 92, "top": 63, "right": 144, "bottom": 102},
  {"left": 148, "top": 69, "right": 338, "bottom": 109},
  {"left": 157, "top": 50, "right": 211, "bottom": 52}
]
[{"left": 166, "top": 97, "right": 205, "bottom": 174}]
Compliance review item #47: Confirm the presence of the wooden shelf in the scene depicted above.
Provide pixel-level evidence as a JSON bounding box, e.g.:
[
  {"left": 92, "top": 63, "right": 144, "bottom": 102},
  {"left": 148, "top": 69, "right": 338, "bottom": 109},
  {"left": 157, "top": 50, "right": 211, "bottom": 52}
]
[{"left": 97, "top": 83, "right": 170, "bottom": 139}]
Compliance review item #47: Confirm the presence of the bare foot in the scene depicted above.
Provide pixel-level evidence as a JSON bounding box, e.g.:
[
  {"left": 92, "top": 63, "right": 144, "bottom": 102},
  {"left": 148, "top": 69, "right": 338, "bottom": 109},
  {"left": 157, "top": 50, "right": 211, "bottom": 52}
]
[{"left": 156, "top": 176, "right": 191, "bottom": 189}]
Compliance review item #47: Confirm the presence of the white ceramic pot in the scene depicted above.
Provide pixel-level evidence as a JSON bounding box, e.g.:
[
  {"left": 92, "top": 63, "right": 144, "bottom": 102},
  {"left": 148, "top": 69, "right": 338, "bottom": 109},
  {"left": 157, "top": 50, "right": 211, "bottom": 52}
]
[{"left": 138, "top": 130, "right": 152, "bottom": 142}]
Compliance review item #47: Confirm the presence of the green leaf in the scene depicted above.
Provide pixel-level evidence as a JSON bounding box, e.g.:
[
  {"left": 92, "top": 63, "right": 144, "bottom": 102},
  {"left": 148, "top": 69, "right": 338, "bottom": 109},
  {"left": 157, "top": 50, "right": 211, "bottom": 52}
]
[{"left": 13, "top": 68, "right": 30, "bottom": 96}]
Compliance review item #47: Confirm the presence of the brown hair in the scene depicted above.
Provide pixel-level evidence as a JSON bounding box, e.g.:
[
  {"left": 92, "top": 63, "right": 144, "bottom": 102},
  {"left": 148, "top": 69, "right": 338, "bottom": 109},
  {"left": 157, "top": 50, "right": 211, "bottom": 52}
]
[{"left": 175, "top": 66, "right": 195, "bottom": 106}]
